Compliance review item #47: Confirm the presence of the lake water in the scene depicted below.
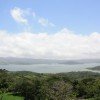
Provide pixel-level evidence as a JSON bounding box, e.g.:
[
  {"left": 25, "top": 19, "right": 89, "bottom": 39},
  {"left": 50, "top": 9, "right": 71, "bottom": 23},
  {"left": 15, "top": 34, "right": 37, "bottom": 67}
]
[{"left": 0, "top": 63, "right": 100, "bottom": 73}]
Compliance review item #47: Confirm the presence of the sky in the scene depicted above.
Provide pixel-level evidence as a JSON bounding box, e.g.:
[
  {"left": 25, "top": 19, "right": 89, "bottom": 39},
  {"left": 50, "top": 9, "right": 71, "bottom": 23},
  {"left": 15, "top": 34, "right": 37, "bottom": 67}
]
[{"left": 0, "top": 0, "right": 100, "bottom": 59}]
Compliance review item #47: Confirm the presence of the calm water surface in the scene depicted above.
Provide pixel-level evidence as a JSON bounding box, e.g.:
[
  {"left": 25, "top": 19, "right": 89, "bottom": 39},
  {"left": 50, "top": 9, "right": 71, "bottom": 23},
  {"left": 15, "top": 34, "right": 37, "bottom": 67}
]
[{"left": 0, "top": 63, "right": 100, "bottom": 73}]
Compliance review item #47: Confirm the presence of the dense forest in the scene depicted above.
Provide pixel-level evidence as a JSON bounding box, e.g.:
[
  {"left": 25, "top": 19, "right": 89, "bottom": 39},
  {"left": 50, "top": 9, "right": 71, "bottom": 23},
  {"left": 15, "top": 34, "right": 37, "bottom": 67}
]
[{"left": 0, "top": 69, "right": 100, "bottom": 100}]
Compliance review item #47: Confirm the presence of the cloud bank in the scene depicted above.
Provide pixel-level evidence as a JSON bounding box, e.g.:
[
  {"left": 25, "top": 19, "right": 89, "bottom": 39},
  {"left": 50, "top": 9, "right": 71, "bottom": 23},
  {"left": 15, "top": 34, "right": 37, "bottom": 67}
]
[{"left": 0, "top": 28, "right": 100, "bottom": 59}]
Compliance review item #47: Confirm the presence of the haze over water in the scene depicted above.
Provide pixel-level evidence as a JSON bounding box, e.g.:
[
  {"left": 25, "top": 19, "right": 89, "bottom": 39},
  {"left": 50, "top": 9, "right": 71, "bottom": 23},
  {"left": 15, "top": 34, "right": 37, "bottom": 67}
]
[{"left": 0, "top": 63, "right": 100, "bottom": 73}]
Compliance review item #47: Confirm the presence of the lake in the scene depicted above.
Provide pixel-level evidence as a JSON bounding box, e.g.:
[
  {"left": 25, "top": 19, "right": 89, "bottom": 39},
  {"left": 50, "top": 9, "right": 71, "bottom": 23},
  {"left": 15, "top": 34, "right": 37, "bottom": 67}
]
[{"left": 0, "top": 63, "right": 100, "bottom": 73}]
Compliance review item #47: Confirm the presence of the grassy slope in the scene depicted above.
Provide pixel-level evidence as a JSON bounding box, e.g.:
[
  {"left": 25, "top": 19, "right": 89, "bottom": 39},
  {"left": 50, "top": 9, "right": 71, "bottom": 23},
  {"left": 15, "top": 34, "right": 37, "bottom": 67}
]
[{"left": 0, "top": 93, "right": 24, "bottom": 100}]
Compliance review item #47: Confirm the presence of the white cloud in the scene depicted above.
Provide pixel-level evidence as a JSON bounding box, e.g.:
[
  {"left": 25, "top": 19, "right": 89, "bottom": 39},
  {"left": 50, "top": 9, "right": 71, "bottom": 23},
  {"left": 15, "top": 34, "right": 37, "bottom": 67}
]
[
  {"left": 32, "top": 12, "right": 36, "bottom": 17},
  {"left": 10, "top": 7, "right": 28, "bottom": 24},
  {"left": 49, "top": 22, "right": 56, "bottom": 27},
  {"left": 0, "top": 28, "right": 100, "bottom": 59},
  {"left": 10, "top": 7, "right": 55, "bottom": 28},
  {"left": 38, "top": 18, "right": 55, "bottom": 27}
]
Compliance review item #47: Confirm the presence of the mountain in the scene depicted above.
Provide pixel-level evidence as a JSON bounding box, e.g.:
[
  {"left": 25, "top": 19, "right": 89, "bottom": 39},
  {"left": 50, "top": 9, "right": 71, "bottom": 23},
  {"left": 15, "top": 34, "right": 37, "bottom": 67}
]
[{"left": 0, "top": 57, "right": 100, "bottom": 65}]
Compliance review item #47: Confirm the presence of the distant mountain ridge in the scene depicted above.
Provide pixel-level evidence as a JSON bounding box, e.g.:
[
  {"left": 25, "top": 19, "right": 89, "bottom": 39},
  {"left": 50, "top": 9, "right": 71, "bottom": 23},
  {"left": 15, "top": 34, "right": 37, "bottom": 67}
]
[{"left": 0, "top": 57, "right": 100, "bottom": 65}]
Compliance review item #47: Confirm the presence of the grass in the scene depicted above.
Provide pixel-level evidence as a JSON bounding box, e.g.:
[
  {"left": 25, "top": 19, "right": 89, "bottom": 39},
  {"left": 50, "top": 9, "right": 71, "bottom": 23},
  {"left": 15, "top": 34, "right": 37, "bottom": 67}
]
[{"left": 0, "top": 93, "right": 24, "bottom": 100}]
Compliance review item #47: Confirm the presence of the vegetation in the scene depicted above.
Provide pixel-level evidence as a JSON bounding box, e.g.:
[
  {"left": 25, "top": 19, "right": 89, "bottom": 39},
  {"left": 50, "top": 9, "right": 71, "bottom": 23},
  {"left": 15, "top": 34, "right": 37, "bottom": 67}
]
[
  {"left": 0, "top": 69, "right": 100, "bottom": 100},
  {"left": 0, "top": 93, "right": 23, "bottom": 100},
  {"left": 88, "top": 66, "right": 100, "bottom": 71}
]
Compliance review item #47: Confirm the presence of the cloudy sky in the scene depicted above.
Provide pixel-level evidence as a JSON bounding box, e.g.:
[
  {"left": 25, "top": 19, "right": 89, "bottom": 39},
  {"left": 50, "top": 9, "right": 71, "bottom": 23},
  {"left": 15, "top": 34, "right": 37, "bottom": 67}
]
[{"left": 0, "top": 0, "right": 100, "bottom": 59}]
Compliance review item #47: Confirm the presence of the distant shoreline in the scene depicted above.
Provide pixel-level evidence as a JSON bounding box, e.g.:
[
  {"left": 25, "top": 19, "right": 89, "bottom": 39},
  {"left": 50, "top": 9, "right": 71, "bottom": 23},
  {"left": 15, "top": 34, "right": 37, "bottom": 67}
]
[{"left": 87, "top": 66, "right": 100, "bottom": 71}]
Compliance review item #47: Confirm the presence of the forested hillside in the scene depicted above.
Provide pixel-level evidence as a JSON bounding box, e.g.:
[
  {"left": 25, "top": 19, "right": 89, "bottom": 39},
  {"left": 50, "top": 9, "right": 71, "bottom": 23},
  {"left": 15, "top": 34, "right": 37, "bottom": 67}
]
[
  {"left": 88, "top": 66, "right": 100, "bottom": 71},
  {"left": 0, "top": 69, "right": 100, "bottom": 100}
]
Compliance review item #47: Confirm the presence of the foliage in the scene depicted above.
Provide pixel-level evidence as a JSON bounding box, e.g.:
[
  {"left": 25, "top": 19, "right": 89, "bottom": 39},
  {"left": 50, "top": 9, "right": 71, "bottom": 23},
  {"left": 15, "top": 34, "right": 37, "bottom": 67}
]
[{"left": 0, "top": 69, "right": 100, "bottom": 100}]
